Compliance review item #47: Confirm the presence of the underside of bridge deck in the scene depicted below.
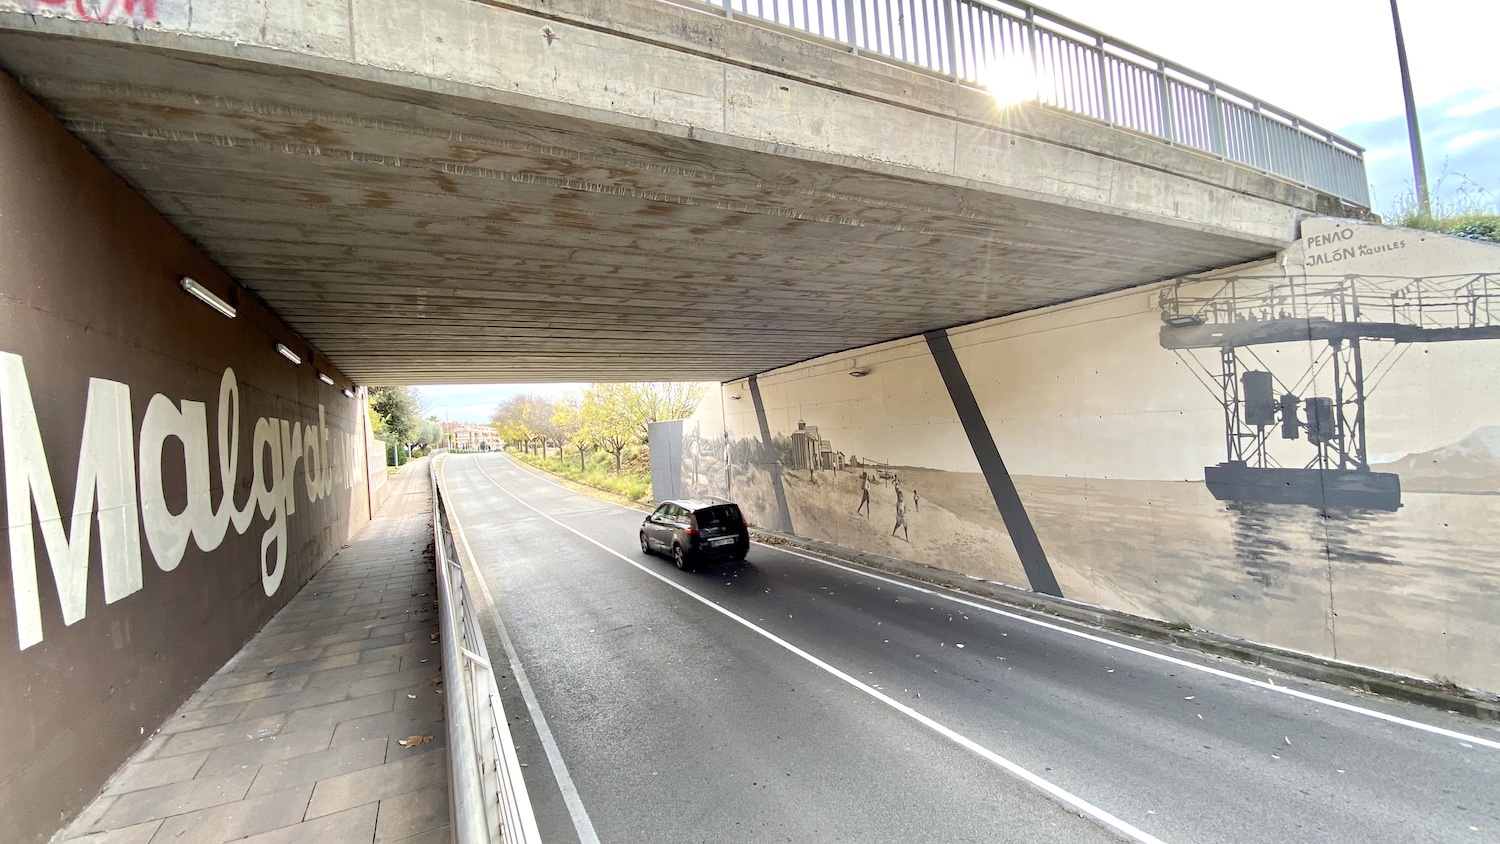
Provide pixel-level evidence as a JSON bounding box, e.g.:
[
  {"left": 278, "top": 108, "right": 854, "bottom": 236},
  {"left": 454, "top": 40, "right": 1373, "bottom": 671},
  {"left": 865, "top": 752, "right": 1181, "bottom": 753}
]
[{"left": 0, "top": 0, "right": 1348, "bottom": 384}]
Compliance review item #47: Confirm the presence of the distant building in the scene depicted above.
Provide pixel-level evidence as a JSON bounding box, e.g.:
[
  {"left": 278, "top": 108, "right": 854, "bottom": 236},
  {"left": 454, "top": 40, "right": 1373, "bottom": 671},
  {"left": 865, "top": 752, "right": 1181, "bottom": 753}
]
[
  {"left": 441, "top": 422, "right": 502, "bottom": 451},
  {"left": 790, "top": 420, "right": 838, "bottom": 470}
]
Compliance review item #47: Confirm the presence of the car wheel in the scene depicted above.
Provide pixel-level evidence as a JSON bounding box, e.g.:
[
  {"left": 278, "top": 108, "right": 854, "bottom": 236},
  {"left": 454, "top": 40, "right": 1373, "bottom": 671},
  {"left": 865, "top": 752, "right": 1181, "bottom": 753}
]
[
  {"left": 730, "top": 549, "right": 747, "bottom": 562},
  {"left": 639, "top": 532, "right": 651, "bottom": 556},
  {"left": 673, "top": 544, "right": 689, "bottom": 571}
]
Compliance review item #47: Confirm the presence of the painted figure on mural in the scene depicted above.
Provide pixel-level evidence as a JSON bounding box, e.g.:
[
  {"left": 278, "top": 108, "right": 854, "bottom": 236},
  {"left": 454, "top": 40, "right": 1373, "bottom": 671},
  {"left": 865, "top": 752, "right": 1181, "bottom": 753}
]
[
  {"left": 892, "top": 479, "right": 909, "bottom": 541},
  {"left": 856, "top": 471, "right": 871, "bottom": 516},
  {"left": 912, "top": 488, "right": 920, "bottom": 512}
]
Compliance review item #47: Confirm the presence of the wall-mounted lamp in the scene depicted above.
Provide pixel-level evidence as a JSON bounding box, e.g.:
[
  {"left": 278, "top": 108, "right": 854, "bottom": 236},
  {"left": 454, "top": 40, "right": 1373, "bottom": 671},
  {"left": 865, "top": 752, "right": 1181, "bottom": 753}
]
[
  {"left": 274, "top": 343, "right": 302, "bottom": 365},
  {"left": 179, "top": 276, "right": 236, "bottom": 318},
  {"left": 848, "top": 369, "right": 869, "bottom": 377},
  {"left": 317, "top": 372, "right": 335, "bottom": 386},
  {"left": 342, "top": 388, "right": 355, "bottom": 399}
]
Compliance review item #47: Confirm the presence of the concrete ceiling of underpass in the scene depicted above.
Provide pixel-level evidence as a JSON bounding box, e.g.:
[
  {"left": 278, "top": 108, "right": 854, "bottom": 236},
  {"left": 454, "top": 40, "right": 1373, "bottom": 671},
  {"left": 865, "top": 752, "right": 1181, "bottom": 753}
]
[{"left": 0, "top": 28, "right": 1303, "bottom": 385}]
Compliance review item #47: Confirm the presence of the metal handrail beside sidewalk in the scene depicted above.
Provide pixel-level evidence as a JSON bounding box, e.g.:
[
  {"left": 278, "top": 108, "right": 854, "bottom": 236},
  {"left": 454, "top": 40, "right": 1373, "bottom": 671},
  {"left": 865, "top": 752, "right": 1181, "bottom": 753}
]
[{"left": 431, "top": 455, "right": 543, "bottom": 843}]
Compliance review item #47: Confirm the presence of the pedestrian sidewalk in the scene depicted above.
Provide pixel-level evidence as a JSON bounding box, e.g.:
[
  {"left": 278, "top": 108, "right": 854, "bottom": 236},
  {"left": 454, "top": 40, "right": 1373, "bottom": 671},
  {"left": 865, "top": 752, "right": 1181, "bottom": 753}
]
[{"left": 58, "top": 462, "right": 449, "bottom": 844}]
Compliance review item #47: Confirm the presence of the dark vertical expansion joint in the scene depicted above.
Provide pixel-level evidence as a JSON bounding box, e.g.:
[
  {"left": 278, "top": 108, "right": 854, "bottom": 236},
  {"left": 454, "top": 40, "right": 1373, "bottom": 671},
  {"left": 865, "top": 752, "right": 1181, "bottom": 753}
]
[
  {"left": 748, "top": 375, "right": 795, "bottom": 534},
  {"left": 924, "top": 330, "right": 1063, "bottom": 597}
]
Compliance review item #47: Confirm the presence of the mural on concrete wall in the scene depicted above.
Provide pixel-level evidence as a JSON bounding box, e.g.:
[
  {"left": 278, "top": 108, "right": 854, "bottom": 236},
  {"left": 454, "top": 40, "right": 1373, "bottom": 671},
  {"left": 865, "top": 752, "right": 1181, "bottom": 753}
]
[{"left": 668, "top": 219, "right": 1500, "bottom": 693}]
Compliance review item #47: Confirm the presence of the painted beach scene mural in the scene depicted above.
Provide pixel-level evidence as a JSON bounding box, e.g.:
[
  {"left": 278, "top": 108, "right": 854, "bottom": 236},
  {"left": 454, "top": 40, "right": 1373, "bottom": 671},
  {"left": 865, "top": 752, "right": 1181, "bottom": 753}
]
[{"left": 669, "top": 220, "right": 1500, "bottom": 693}]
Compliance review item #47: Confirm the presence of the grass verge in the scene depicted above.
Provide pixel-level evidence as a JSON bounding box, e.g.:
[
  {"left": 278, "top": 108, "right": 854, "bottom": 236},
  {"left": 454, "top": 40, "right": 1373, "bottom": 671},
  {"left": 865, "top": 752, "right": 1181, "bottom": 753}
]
[{"left": 508, "top": 449, "right": 652, "bottom": 506}]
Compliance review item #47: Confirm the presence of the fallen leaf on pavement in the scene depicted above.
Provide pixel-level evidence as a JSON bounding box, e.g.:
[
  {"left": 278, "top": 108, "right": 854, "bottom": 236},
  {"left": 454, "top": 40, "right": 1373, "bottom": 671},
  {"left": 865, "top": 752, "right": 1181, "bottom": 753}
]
[{"left": 398, "top": 735, "right": 433, "bottom": 748}]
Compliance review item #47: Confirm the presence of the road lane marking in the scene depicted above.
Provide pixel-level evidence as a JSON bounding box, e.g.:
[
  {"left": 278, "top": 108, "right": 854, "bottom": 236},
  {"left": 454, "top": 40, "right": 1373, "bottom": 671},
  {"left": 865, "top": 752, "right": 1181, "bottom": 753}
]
[
  {"left": 480, "top": 453, "right": 1500, "bottom": 752},
  {"left": 763, "top": 546, "right": 1500, "bottom": 753},
  {"left": 469, "top": 457, "right": 1169, "bottom": 844},
  {"left": 440, "top": 458, "right": 603, "bottom": 844}
]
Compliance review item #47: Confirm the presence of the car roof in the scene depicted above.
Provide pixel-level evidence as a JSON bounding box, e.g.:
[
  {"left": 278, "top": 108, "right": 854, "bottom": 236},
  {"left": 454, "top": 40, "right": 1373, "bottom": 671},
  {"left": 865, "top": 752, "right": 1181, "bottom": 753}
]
[{"left": 662, "top": 498, "right": 736, "bottom": 511}]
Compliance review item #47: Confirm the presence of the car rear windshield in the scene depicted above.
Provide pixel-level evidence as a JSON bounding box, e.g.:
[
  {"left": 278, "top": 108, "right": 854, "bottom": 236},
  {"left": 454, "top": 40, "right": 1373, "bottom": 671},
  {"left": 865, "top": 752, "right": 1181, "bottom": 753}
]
[{"left": 695, "top": 504, "right": 742, "bottom": 528}]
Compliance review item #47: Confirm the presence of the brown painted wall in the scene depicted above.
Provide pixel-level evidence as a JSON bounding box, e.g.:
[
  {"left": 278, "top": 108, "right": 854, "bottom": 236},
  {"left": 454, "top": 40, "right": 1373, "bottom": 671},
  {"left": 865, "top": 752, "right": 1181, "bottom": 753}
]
[{"left": 0, "top": 74, "right": 374, "bottom": 842}]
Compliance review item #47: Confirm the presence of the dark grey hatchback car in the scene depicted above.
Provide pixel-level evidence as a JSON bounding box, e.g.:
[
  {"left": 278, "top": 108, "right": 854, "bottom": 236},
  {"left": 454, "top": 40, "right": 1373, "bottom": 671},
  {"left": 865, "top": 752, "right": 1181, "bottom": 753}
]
[{"left": 640, "top": 498, "right": 749, "bottom": 569}]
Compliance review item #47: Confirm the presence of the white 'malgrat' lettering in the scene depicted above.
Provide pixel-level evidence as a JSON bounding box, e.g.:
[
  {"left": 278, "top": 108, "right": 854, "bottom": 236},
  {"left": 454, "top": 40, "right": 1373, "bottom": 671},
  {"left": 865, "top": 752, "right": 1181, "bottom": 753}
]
[
  {"left": 2, "top": 354, "right": 364, "bottom": 650},
  {"left": 3, "top": 353, "right": 143, "bottom": 650}
]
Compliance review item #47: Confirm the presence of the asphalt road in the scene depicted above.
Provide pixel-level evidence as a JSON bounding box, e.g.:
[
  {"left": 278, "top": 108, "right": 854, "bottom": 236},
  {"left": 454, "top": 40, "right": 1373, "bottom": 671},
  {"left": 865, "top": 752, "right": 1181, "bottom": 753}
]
[{"left": 440, "top": 453, "right": 1500, "bottom": 844}]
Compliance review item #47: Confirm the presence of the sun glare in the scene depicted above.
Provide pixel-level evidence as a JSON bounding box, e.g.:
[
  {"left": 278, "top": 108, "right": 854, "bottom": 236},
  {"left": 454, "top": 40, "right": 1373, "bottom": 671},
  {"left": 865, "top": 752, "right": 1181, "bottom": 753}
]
[{"left": 978, "top": 53, "right": 1040, "bottom": 107}]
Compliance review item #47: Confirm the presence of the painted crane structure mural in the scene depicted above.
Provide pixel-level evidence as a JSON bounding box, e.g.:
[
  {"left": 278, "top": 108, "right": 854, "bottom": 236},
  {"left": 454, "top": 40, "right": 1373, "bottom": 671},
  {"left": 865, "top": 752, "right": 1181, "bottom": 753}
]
[{"left": 1159, "top": 272, "right": 1500, "bottom": 511}]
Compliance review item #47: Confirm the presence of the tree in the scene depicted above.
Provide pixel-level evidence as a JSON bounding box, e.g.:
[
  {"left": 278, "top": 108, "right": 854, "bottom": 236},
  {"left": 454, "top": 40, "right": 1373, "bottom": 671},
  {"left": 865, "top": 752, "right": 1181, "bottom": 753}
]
[
  {"left": 369, "top": 386, "right": 423, "bottom": 446},
  {"left": 623, "top": 382, "right": 710, "bottom": 443},
  {"left": 552, "top": 395, "right": 593, "bottom": 472},
  {"left": 491, "top": 393, "right": 554, "bottom": 456},
  {"left": 579, "top": 383, "right": 638, "bottom": 474}
]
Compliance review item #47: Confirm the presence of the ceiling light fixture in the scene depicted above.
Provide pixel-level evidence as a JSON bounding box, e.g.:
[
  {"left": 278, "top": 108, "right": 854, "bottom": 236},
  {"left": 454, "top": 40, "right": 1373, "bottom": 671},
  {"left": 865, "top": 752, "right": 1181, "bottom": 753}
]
[
  {"left": 342, "top": 388, "right": 355, "bottom": 399},
  {"left": 317, "top": 372, "right": 335, "bottom": 386},
  {"left": 275, "top": 343, "right": 302, "bottom": 365},
  {"left": 179, "top": 276, "right": 236, "bottom": 318}
]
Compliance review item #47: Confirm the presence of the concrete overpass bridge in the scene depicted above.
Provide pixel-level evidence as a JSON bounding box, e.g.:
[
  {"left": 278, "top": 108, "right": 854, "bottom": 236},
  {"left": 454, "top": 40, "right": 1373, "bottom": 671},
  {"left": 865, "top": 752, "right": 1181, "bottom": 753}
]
[
  {"left": 0, "top": 0, "right": 1366, "bottom": 386},
  {"left": 15, "top": 3, "right": 1500, "bottom": 844}
]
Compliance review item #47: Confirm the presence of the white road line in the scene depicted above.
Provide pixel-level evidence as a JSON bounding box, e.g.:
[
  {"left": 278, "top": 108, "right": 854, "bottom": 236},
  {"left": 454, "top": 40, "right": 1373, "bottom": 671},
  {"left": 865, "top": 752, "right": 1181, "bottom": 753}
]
[
  {"left": 481, "top": 453, "right": 1500, "bottom": 752},
  {"left": 470, "top": 456, "right": 1168, "bottom": 844},
  {"left": 440, "top": 458, "right": 603, "bottom": 844},
  {"left": 764, "top": 546, "right": 1500, "bottom": 752}
]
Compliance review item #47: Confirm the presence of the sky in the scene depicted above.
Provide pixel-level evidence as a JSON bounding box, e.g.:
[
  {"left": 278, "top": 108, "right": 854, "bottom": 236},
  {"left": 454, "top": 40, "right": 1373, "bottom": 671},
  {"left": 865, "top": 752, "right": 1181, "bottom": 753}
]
[
  {"left": 1039, "top": 0, "right": 1499, "bottom": 212},
  {"left": 417, "top": 0, "right": 1498, "bottom": 423}
]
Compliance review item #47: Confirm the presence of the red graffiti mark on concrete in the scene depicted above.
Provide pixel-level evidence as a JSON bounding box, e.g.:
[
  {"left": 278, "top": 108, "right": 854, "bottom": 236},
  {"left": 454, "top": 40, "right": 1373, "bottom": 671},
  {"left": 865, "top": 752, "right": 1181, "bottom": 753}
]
[{"left": 26, "top": 0, "right": 158, "bottom": 24}]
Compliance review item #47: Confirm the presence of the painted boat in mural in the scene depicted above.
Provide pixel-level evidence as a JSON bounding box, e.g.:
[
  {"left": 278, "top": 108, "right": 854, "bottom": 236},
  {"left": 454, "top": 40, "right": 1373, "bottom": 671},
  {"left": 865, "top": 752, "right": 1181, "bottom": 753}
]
[{"left": 1203, "top": 462, "right": 1402, "bottom": 512}]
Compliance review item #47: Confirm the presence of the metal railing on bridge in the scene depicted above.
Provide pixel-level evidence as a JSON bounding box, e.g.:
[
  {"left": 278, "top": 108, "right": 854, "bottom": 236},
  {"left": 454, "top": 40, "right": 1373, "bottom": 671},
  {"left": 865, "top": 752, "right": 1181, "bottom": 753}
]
[
  {"left": 431, "top": 456, "right": 542, "bottom": 844},
  {"left": 682, "top": 0, "right": 1370, "bottom": 206}
]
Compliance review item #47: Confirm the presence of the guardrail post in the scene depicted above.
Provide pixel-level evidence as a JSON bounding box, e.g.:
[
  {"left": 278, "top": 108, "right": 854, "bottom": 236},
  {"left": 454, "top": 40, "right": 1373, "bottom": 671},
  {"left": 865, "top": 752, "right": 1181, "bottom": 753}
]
[
  {"left": 1157, "top": 59, "right": 1174, "bottom": 142},
  {"left": 722, "top": 0, "right": 733, "bottom": 21},
  {"left": 944, "top": 0, "right": 960, "bottom": 81},
  {"left": 1208, "top": 81, "right": 1226, "bottom": 157},
  {"left": 843, "top": 0, "right": 858, "bottom": 55},
  {"left": 1096, "top": 35, "right": 1112, "bottom": 125},
  {"left": 1026, "top": 5, "right": 1039, "bottom": 82}
]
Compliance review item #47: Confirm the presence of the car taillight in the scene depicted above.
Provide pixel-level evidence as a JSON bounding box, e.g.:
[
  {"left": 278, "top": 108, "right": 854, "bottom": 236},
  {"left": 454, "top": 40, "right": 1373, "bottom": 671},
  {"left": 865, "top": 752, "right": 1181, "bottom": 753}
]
[{"left": 685, "top": 515, "right": 699, "bottom": 536}]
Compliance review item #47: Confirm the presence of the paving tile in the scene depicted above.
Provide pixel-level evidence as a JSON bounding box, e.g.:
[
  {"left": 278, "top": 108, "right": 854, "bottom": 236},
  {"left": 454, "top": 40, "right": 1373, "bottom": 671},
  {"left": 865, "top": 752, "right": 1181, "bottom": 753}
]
[
  {"left": 237, "top": 684, "right": 359, "bottom": 721},
  {"left": 329, "top": 710, "right": 445, "bottom": 753},
  {"left": 374, "top": 784, "right": 448, "bottom": 843},
  {"left": 319, "top": 632, "right": 410, "bottom": 657},
  {"left": 157, "top": 715, "right": 287, "bottom": 758},
  {"left": 196, "top": 729, "right": 336, "bottom": 778},
  {"left": 247, "top": 739, "right": 389, "bottom": 797},
  {"left": 157, "top": 702, "right": 249, "bottom": 735},
  {"left": 281, "top": 691, "right": 395, "bottom": 733},
  {"left": 94, "top": 770, "right": 256, "bottom": 830},
  {"left": 348, "top": 667, "right": 440, "bottom": 698},
  {"left": 305, "top": 747, "right": 446, "bottom": 820},
  {"left": 358, "top": 641, "right": 439, "bottom": 665},
  {"left": 303, "top": 656, "right": 402, "bottom": 689},
  {"left": 147, "top": 784, "right": 312, "bottom": 844},
  {"left": 62, "top": 819, "right": 162, "bottom": 844},
  {"left": 388, "top": 826, "right": 450, "bottom": 844},
  {"left": 103, "top": 751, "right": 209, "bottom": 795},
  {"left": 198, "top": 674, "right": 312, "bottom": 709},
  {"left": 236, "top": 650, "right": 362, "bottom": 677},
  {"left": 233, "top": 803, "right": 378, "bottom": 844}
]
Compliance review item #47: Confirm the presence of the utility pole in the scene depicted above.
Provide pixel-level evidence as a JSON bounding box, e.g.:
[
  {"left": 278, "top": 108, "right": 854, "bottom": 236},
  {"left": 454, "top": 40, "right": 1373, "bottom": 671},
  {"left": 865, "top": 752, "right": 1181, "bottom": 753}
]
[{"left": 1390, "top": 0, "right": 1430, "bottom": 217}]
